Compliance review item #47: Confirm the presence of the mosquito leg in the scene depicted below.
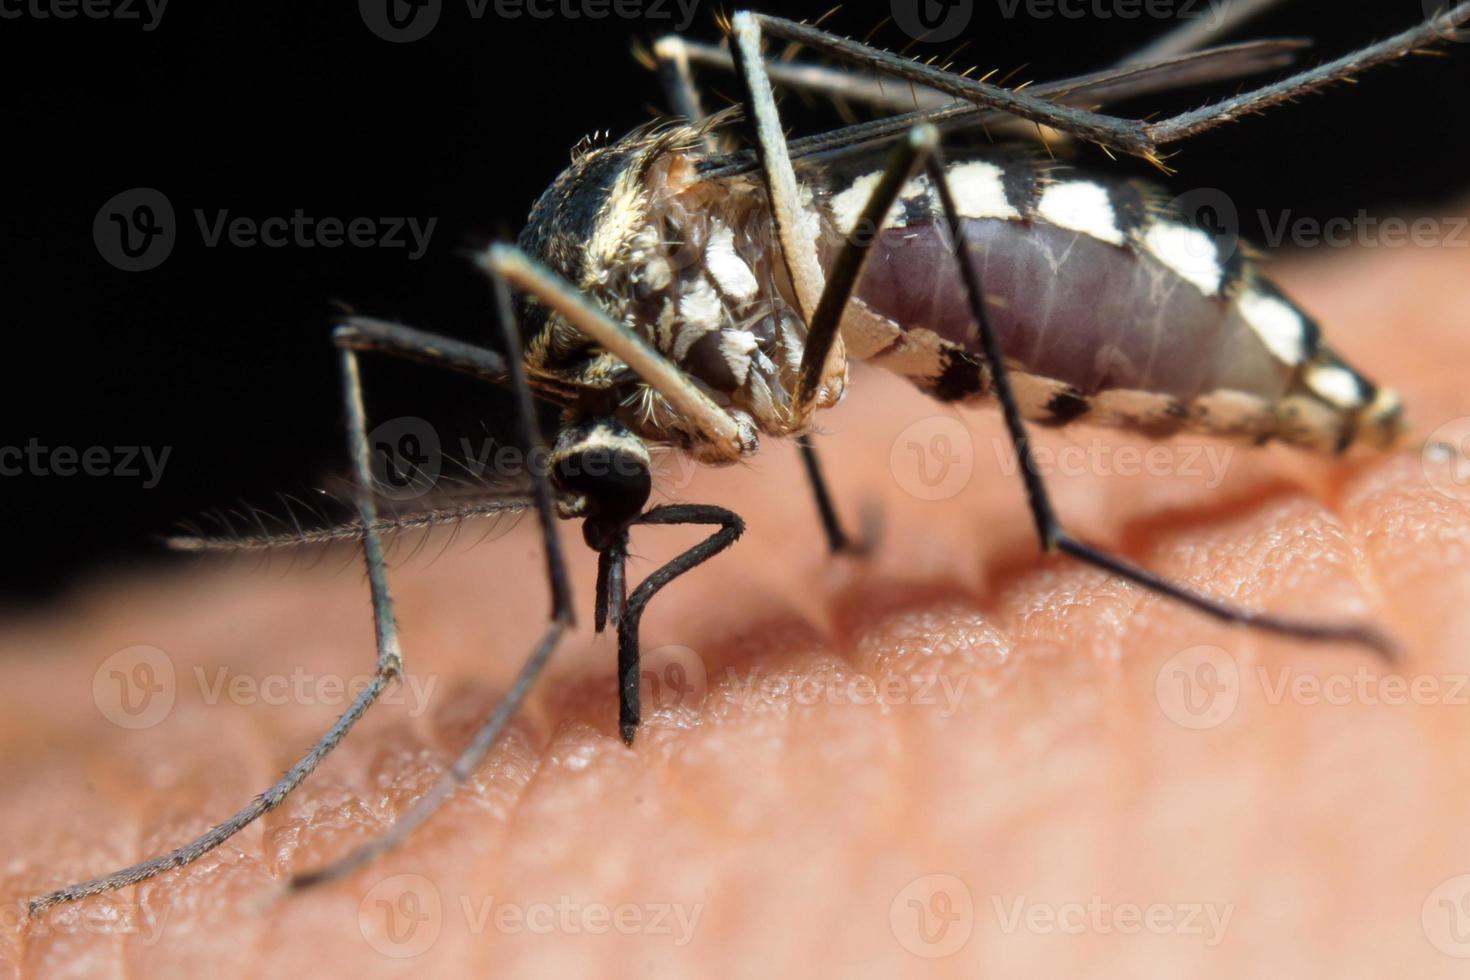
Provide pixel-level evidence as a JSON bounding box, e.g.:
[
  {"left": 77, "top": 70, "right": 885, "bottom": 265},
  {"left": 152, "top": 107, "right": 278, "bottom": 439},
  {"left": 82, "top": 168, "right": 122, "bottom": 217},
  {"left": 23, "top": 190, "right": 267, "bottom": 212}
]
[
  {"left": 733, "top": 31, "right": 936, "bottom": 550},
  {"left": 658, "top": 32, "right": 957, "bottom": 115},
  {"left": 697, "top": 39, "right": 1307, "bottom": 182},
  {"left": 1145, "top": 2, "right": 1470, "bottom": 146},
  {"left": 921, "top": 145, "right": 1396, "bottom": 659},
  {"left": 616, "top": 504, "right": 745, "bottom": 744},
  {"left": 784, "top": 125, "right": 940, "bottom": 554},
  {"left": 790, "top": 124, "right": 936, "bottom": 413},
  {"left": 740, "top": 7, "right": 1470, "bottom": 163},
  {"left": 729, "top": 11, "right": 831, "bottom": 324},
  {"left": 28, "top": 334, "right": 419, "bottom": 914},
  {"left": 740, "top": 12, "right": 1155, "bottom": 159},
  {"left": 795, "top": 435, "right": 856, "bottom": 555},
  {"left": 482, "top": 245, "right": 752, "bottom": 464},
  {"left": 652, "top": 34, "right": 709, "bottom": 124},
  {"left": 333, "top": 315, "right": 510, "bottom": 384},
  {"left": 666, "top": 18, "right": 1297, "bottom": 122},
  {"left": 289, "top": 271, "right": 575, "bottom": 891}
]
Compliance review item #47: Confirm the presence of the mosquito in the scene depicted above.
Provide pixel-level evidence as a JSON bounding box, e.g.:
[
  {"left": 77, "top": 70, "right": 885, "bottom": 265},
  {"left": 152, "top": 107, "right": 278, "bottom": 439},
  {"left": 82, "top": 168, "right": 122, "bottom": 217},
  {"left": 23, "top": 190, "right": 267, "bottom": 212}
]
[{"left": 30, "top": 2, "right": 1470, "bottom": 913}]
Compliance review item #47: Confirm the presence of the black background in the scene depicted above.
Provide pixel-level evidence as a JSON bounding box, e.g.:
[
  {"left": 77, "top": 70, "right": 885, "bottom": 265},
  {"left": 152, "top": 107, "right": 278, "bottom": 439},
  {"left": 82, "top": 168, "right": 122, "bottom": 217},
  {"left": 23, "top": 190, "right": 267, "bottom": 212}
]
[{"left": 1, "top": 0, "right": 1466, "bottom": 602}]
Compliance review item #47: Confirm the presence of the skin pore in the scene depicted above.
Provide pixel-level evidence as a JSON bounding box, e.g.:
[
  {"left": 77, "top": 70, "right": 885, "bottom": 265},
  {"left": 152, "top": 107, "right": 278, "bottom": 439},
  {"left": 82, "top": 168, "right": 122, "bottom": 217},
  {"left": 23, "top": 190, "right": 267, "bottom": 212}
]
[{"left": 3, "top": 220, "right": 1470, "bottom": 977}]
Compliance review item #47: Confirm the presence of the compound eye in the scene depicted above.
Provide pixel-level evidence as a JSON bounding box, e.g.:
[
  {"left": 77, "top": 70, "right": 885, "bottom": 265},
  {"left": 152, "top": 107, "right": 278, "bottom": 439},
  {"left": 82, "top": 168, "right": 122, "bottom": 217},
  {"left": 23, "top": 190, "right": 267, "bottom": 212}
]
[{"left": 548, "top": 419, "right": 652, "bottom": 550}]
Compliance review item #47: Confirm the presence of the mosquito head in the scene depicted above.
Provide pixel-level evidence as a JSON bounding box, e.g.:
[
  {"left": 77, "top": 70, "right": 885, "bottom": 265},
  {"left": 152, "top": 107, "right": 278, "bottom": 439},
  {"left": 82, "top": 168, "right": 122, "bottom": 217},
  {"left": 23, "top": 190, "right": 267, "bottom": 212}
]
[{"left": 548, "top": 417, "right": 652, "bottom": 551}]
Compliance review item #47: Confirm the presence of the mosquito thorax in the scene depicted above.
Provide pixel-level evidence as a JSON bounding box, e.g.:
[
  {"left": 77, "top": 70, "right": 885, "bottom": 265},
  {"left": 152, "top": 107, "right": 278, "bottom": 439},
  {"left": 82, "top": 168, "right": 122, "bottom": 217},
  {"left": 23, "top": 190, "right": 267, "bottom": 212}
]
[{"left": 517, "top": 122, "right": 808, "bottom": 462}]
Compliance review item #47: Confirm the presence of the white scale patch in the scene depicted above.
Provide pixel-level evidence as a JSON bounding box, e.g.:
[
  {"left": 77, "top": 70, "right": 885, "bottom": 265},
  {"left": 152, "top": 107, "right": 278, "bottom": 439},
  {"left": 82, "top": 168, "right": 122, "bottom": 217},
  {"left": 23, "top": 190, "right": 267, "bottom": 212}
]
[
  {"left": 830, "top": 171, "right": 923, "bottom": 233},
  {"left": 1091, "top": 388, "right": 1174, "bottom": 424},
  {"left": 1237, "top": 288, "right": 1308, "bottom": 365},
  {"left": 1141, "top": 220, "right": 1224, "bottom": 296},
  {"left": 832, "top": 160, "right": 1020, "bottom": 234},
  {"left": 1037, "top": 180, "right": 1124, "bottom": 246},
  {"left": 704, "top": 223, "right": 759, "bottom": 301},
  {"left": 948, "top": 161, "right": 1020, "bottom": 221},
  {"left": 675, "top": 278, "right": 725, "bottom": 360},
  {"left": 719, "top": 329, "right": 758, "bottom": 387},
  {"left": 1305, "top": 362, "right": 1365, "bottom": 409}
]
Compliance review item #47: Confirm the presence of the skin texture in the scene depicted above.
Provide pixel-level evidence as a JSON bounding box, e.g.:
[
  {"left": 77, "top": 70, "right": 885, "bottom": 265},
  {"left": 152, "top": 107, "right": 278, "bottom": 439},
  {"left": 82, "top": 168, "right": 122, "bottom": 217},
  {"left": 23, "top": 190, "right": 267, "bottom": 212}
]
[{"left": 3, "top": 217, "right": 1470, "bottom": 977}]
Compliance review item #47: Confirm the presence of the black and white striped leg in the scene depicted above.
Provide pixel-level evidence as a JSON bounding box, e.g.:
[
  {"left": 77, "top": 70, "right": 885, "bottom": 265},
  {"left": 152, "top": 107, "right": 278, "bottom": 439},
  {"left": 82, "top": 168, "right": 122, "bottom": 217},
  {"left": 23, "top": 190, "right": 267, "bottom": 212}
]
[
  {"left": 289, "top": 272, "right": 576, "bottom": 891},
  {"left": 615, "top": 504, "right": 744, "bottom": 745},
  {"left": 922, "top": 146, "right": 1396, "bottom": 659}
]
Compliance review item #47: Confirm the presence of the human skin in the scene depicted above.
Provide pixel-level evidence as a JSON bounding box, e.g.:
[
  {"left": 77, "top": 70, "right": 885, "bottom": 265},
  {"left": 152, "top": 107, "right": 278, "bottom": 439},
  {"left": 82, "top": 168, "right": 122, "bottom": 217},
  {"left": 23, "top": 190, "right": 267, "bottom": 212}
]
[{"left": 2, "top": 221, "right": 1470, "bottom": 977}]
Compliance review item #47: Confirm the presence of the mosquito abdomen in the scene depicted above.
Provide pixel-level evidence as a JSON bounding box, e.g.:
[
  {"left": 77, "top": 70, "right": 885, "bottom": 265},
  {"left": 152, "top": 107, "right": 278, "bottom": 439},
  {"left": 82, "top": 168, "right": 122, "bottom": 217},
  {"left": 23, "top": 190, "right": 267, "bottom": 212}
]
[{"left": 822, "top": 155, "right": 1404, "bottom": 452}]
